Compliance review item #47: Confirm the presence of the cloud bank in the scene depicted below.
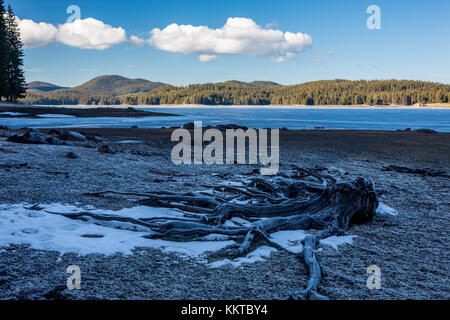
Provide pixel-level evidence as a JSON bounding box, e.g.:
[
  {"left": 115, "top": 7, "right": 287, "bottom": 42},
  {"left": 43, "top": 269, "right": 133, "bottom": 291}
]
[
  {"left": 198, "top": 54, "right": 219, "bottom": 62},
  {"left": 18, "top": 19, "right": 58, "bottom": 49},
  {"left": 130, "top": 35, "right": 146, "bottom": 47},
  {"left": 17, "top": 16, "right": 312, "bottom": 62},
  {"left": 148, "top": 18, "right": 312, "bottom": 62},
  {"left": 17, "top": 17, "right": 127, "bottom": 50},
  {"left": 56, "top": 18, "right": 127, "bottom": 50}
]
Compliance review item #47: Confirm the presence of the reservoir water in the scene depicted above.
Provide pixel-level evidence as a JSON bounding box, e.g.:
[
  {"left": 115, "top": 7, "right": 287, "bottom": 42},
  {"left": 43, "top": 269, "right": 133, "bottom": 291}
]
[{"left": 1, "top": 107, "right": 450, "bottom": 132}]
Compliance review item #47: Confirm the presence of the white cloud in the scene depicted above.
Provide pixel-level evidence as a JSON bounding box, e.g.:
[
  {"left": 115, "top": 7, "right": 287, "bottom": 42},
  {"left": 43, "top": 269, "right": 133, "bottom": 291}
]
[
  {"left": 17, "top": 17, "right": 127, "bottom": 50},
  {"left": 130, "top": 35, "right": 146, "bottom": 46},
  {"left": 16, "top": 16, "right": 313, "bottom": 60},
  {"left": 198, "top": 54, "right": 218, "bottom": 62},
  {"left": 265, "top": 21, "right": 279, "bottom": 29},
  {"left": 148, "top": 17, "right": 312, "bottom": 62},
  {"left": 56, "top": 18, "right": 127, "bottom": 50},
  {"left": 18, "top": 18, "right": 58, "bottom": 49}
]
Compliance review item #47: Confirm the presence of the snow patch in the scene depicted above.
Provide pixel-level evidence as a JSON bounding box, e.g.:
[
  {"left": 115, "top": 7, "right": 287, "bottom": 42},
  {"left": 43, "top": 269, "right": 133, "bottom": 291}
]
[
  {"left": 208, "top": 230, "right": 356, "bottom": 268},
  {"left": 0, "top": 203, "right": 359, "bottom": 266},
  {"left": 202, "top": 234, "right": 231, "bottom": 241},
  {"left": 270, "top": 230, "right": 307, "bottom": 253},
  {"left": 223, "top": 220, "right": 238, "bottom": 228},
  {"left": 270, "top": 230, "right": 355, "bottom": 252},
  {"left": 208, "top": 246, "right": 277, "bottom": 268},
  {"left": 320, "top": 235, "right": 356, "bottom": 250},
  {"left": 92, "top": 205, "right": 186, "bottom": 220},
  {"left": 376, "top": 203, "right": 398, "bottom": 216},
  {"left": 230, "top": 199, "right": 251, "bottom": 205},
  {"left": 0, "top": 112, "right": 28, "bottom": 116},
  {"left": 222, "top": 181, "right": 244, "bottom": 187},
  {"left": 36, "top": 114, "right": 76, "bottom": 118},
  {"left": 0, "top": 203, "right": 234, "bottom": 257}
]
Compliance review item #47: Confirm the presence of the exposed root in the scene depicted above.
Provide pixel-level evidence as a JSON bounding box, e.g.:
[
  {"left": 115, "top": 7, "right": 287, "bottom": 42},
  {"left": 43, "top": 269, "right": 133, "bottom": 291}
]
[
  {"left": 86, "top": 168, "right": 378, "bottom": 299},
  {"left": 285, "top": 235, "right": 328, "bottom": 300}
]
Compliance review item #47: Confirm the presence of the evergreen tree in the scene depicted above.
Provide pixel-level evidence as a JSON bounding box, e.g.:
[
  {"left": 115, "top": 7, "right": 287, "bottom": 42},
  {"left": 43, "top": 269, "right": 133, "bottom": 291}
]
[
  {"left": 0, "top": 0, "right": 9, "bottom": 100},
  {"left": 5, "top": 5, "right": 25, "bottom": 102}
]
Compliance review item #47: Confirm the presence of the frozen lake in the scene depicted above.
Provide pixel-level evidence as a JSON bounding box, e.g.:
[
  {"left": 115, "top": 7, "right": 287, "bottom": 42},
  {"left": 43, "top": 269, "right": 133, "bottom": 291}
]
[{"left": 1, "top": 106, "right": 450, "bottom": 132}]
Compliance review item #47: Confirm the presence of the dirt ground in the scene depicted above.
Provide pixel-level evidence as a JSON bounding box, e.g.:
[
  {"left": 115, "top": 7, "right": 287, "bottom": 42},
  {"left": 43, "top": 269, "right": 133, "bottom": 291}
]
[{"left": 0, "top": 127, "right": 449, "bottom": 300}]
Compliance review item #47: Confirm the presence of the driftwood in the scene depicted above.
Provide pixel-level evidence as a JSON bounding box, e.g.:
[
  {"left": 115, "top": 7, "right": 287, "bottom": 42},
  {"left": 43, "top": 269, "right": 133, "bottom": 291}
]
[
  {"left": 80, "top": 167, "right": 378, "bottom": 300},
  {"left": 382, "top": 165, "right": 448, "bottom": 178}
]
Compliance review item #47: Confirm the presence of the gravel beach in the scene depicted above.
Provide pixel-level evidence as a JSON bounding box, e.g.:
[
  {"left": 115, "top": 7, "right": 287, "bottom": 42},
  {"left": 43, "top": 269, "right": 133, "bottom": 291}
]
[{"left": 0, "top": 127, "right": 449, "bottom": 300}]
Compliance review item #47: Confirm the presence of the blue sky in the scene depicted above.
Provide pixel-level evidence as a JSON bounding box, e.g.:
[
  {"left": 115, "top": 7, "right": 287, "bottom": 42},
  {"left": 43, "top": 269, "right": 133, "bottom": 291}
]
[{"left": 9, "top": 0, "right": 450, "bottom": 87}]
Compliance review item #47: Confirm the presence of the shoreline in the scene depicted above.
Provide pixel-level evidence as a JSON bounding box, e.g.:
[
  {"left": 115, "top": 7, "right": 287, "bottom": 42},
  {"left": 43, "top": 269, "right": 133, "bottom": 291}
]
[
  {"left": 0, "top": 105, "right": 179, "bottom": 118},
  {"left": 140, "top": 103, "right": 450, "bottom": 109},
  {"left": 3, "top": 102, "right": 450, "bottom": 109}
]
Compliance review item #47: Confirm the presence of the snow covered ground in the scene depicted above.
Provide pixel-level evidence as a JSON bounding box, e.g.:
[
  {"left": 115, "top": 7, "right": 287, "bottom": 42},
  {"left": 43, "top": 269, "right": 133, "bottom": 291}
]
[
  {"left": 0, "top": 202, "right": 358, "bottom": 267},
  {"left": 376, "top": 203, "right": 398, "bottom": 216},
  {"left": 36, "top": 114, "right": 77, "bottom": 118},
  {"left": 0, "top": 112, "right": 28, "bottom": 116}
]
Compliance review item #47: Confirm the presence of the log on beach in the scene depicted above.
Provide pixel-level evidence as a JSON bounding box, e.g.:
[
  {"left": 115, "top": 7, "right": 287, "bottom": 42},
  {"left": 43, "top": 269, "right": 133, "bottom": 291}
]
[{"left": 84, "top": 168, "right": 378, "bottom": 300}]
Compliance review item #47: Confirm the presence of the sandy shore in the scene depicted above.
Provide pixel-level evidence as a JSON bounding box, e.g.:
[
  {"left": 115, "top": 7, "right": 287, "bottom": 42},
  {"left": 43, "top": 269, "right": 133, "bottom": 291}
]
[{"left": 0, "top": 127, "right": 449, "bottom": 300}]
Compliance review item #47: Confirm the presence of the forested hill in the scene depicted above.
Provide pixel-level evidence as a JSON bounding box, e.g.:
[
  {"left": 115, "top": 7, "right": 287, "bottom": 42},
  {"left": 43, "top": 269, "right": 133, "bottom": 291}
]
[
  {"left": 26, "top": 81, "right": 68, "bottom": 93},
  {"left": 54, "top": 75, "right": 168, "bottom": 96},
  {"left": 23, "top": 79, "right": 450, "bottom": 106}
]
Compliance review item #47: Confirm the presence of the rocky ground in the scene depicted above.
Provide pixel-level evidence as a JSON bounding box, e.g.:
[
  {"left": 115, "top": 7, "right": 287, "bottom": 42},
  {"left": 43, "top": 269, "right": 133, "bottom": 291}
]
[{"left": 0, "top": 126, "right": 449, "bottom": 300}]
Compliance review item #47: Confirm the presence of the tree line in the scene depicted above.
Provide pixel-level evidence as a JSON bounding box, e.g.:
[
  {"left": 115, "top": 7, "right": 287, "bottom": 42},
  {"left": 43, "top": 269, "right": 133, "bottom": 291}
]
[
  {"left": 23, "top": 79, "right": 450, "bottom": 106},
  {"left": 0, "top": 0, "right": 25, "bottom": 102}
]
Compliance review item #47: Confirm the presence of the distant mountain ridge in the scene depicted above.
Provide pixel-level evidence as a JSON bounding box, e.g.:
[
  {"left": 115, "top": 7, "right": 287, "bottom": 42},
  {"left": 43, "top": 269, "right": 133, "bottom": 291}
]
[
  {"left": 25, "top": 76, "right": 281, "bottom": 100},
  {"left": 23, "top": 77, "right": 450, "bottom": 107},
  {"left": 27, "top": 77, "right": 281, "bottom": 95},
  {"left": 26, "top": 81, "right": 68, "bottom": 93},
  {"left": 52, "top": 75, "right": 168, "bottom": 96},
  {"left": 223, "top": 80, "right": 281, "bottom": 87}
]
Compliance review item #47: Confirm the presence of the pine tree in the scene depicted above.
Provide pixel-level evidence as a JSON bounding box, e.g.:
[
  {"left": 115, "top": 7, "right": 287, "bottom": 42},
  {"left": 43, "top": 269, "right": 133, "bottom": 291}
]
[
  {"left": 0, "top": 0, "right": 9, "bottom": 100},
  {"left": 5, "top": 5, "right": 25, "bottom": 102}
]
